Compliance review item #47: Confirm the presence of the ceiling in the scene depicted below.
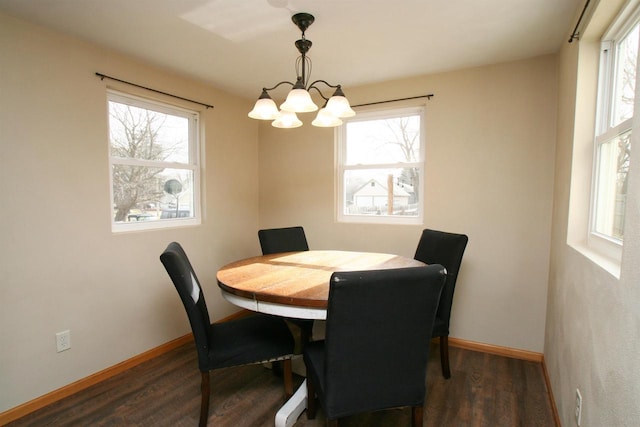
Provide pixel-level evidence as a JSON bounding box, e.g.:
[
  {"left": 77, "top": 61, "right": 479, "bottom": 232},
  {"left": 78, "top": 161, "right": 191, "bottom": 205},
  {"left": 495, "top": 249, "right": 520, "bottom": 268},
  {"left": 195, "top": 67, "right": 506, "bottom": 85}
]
[{"left": 0, "top": 0, "right": 581, "bottom": 100}]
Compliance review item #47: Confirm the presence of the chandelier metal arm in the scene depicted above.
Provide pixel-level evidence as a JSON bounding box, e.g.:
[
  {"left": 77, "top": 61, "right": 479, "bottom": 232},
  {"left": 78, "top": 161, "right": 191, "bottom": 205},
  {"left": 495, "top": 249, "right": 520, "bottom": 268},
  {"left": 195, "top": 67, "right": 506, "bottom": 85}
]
[
  {"left": 307, "top": 85, "right": 331, "bottom": 105},
  {"left": 263, "top": 81, "right": 296, "bottom": 92},
  {"left": 307, "top": 80, "right": 344, "bottom": 105},
  {"left": 307, "top": 79, "right": 341, "bottom": 91}
]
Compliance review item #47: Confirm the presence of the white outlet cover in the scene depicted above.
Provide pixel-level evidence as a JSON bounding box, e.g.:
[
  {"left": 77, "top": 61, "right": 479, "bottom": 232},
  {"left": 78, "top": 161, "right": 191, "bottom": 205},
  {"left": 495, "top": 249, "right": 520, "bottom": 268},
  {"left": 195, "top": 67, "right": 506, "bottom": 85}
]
[{"left": 56, "top": 330, "right": 71, "bottom": 352}]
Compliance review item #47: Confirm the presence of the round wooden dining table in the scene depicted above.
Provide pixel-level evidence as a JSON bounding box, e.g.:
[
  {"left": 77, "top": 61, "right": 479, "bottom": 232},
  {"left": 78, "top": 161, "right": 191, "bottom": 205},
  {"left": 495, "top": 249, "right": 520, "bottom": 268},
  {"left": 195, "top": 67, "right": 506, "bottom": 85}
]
[
  {"left": 216, "top": 249, "right": 426, "bottom": 320},
  {"left": 216, "top": 250, "right": 427, "bottom": 427}
]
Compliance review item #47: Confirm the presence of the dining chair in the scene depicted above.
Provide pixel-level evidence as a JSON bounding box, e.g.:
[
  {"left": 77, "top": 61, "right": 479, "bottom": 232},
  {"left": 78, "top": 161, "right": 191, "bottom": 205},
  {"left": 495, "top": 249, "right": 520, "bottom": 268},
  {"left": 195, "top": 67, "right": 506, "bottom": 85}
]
[
  {"left": 160, "top": 242, "right": 295, "bottom": 427},
  {"left": 414, "top": 228, "right": 469, "bottom": 379},
  {"left": 303, "top": 265, "right": 446, "bottom": 426},
  {"left": 258, "top": 226, "right": 309, "bottom": 255},
  {"left": 258, "top": 226, "right": 313, "bottom": 344}
]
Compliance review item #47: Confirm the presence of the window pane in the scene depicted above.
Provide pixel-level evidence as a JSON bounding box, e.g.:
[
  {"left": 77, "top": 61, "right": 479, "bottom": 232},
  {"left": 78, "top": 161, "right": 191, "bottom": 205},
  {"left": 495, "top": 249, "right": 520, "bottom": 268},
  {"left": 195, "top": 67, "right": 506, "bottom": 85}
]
[
  {"left": 112, "top": 165, "right": 194, "bottom": 223},
  {"left": 109, "top": 101, "right": 190, "bottom": 164},
  {"left": 343, "top": 168, "right": 420, "bottom": 217},
  {"left": 594, "top": 131, "right": 630, "bottom": 240},
  {"left": 611, "top": 24, "right": 638, "bottom": 127},
  {"left": 107, "top": 91, "right": 200, "bottom": 231},
  {"left": 345, "top": 114, "right": 421, "bottom": 165}
]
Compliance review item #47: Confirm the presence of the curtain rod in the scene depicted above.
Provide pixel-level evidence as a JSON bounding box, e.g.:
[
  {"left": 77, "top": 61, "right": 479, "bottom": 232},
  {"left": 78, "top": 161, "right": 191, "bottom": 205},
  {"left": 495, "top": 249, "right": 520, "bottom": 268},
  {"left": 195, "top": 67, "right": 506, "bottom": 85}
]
[
  {"left": 568, "top": 0, "right": 591, "bottom": 43},
  {"left": 95, "top": 72, "right": 214, "bottom": 109},
  {"left": 351, "top": 94, "right": 434, "bottom": 108}
]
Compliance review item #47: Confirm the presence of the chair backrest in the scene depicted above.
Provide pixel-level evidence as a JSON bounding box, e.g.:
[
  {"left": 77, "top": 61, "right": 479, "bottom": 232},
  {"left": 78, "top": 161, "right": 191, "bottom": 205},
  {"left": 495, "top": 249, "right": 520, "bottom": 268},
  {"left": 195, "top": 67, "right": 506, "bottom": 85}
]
[
  {"left": 322, "top": 265, "right": 446, "bottom": 418},
  {"left": 413, "top": 228, "right": 468, "bottom": 334},
  {"left": 160, "top": 242, "right": 212, "bottom": 370},
  {"left": 258, "top": 226, "right": 309, "bottom": 255}
]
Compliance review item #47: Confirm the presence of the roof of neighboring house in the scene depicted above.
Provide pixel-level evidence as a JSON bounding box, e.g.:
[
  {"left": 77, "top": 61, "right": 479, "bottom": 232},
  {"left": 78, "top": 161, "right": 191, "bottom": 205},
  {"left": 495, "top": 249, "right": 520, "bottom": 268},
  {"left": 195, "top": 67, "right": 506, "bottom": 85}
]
[{"left": 353, "top": 179, "right": 411, "bottom": 198}]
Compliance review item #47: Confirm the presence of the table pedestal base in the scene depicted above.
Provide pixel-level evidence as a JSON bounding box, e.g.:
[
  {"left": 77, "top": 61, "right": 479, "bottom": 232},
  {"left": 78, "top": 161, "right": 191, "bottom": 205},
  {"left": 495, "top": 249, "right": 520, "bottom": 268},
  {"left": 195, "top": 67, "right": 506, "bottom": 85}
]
[{"left": 275, "top": 379, "right": 308, "bottom": 427}]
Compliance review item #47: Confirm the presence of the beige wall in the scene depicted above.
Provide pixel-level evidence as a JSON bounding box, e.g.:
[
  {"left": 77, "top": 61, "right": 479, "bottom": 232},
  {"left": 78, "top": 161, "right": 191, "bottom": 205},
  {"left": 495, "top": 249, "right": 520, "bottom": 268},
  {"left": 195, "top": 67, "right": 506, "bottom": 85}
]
[
  {"left": 545, "top": 1, "right": 640, "bottom": 425},
  {"left": 9, "top": 4, "right": 639, "bottom": 424},
  {"left": 259, "top": 55, "right": 559, "bottom": 353},
  {"left": 1, "top": 12, "right": 560, "bottom": 410},
  {"left": 0, "top": 13, "right": 261, "bottom": 412}
]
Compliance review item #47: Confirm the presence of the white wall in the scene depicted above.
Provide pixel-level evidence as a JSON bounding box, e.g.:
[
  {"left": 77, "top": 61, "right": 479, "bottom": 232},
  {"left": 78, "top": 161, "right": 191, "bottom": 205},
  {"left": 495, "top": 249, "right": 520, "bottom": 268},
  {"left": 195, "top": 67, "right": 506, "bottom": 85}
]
[
  {"left": 258, "top": 55, "right": 559, "bottom": 353},
  {"left": 0, "top": 13, "right": 261, "bottom": 412},
  {"left": 545, "top": 1, "right": 640, "bottom": 425}
]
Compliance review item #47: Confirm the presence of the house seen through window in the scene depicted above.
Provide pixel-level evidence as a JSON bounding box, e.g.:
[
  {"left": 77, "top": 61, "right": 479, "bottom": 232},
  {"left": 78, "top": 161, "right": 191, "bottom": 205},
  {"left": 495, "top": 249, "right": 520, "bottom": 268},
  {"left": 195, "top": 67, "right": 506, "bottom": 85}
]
[
  {"left": 336, "top": 106, "right": 425, "bottom": 224},
  {"left": 108, "top": 90, "right": 200, "bottom": 231}
]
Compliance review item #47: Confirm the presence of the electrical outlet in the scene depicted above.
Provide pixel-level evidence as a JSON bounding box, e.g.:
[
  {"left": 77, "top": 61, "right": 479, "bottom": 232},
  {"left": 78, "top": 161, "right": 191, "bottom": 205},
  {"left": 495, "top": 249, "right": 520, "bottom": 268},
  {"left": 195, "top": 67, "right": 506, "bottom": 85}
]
[
  {"left": 575, "top": 388, "right": 582, "bottom": 426},
  {"left": 56, "top": 330, "right": 71, "bottom": 352}
]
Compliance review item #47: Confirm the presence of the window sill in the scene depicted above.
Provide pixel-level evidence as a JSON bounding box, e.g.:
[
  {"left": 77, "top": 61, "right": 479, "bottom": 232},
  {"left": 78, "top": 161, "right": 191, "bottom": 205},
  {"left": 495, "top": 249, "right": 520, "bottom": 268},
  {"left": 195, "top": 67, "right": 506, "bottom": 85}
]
[
  {"left": 112, "top": 217, "right": 201, "bottom": 233},
  {"left": 568, "top": 241, "right": 621, "bottom": 279},
  {"left": 337, "top": 214, "right": 423, "bottom": 226}
]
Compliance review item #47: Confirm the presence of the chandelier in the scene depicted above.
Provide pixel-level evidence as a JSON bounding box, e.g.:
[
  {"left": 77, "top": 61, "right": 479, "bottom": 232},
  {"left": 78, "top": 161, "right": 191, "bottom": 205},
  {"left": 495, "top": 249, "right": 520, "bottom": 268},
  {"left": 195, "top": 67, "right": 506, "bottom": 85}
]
[{"left": 248, "top": 12, "right": 355, "bottom": 128}]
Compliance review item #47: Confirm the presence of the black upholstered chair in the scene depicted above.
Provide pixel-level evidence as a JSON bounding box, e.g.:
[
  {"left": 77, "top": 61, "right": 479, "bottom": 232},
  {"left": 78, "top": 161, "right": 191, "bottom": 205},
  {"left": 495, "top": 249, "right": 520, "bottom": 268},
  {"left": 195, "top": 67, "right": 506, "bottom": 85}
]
[
  {"left": 258, "top": 226, "right": 309, "bottom": 255},
  {"left": 258, "top": 226, "right": 313, "bottom": 343},
  {"left": 414, "top": 228, "right": 468, "bottom": 379},
  {"left": 303, "top": 265, "right": 446, "bottom": 426},
  {"left": 160, "top": 242, "right": 295, "bottom": 427}
]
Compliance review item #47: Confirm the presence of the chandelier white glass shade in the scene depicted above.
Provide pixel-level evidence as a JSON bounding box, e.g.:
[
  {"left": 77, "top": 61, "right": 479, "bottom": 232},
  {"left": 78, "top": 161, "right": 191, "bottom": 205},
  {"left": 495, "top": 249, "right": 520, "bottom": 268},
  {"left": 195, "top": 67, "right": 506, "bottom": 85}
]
[
  {"left": 247, "top": 90, "right": 280, "bottom": 120},
  {"left": 272, "top": 111, "right": 303, "bottom": 128},
  {"left": 311, "top": 108, "right": 343, "bottom": 127},
  {"left": 248, "top": 13, "right": 355, "bottom": 128},
  {"left": 280, "top": 88, "right": 318, "bottom": 113},
  {"left": 324, "top": 87, "right": 356, "bottom": 118}
]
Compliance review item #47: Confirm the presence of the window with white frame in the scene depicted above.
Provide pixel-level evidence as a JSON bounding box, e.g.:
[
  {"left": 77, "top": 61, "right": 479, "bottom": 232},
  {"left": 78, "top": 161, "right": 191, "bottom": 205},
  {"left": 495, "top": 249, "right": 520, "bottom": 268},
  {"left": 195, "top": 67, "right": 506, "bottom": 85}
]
[
  {"left": 592, "top": 6, "right": 639, "bottom": 250},
  {"left": 336, "top": 106, "right": 425, "bottom": 224},
  {"left": 108, "top": 90, "right": 201, "bottom": 232}
]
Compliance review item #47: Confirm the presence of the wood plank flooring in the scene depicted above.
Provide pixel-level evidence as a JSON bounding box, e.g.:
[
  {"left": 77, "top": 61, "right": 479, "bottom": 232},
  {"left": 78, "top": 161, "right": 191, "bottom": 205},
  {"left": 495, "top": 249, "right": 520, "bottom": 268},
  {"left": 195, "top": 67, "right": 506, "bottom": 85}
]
[{"left": 7, "top": 342, "right": 556, "bottom": 426}]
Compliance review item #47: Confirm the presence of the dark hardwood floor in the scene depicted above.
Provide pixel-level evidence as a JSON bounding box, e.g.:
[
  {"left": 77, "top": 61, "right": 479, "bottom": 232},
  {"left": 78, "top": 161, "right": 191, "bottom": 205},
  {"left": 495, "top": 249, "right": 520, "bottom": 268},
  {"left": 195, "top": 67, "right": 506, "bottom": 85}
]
[{"left": 8, "top": 341, "right": 556, "bottom": 426}]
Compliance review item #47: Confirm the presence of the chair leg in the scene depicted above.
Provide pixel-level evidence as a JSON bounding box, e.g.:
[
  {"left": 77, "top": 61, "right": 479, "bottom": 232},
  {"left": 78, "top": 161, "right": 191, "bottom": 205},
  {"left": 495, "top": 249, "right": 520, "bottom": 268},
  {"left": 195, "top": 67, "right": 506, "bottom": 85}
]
[
  {"left": 199, "top": 371, "right": 210, "bottom": 427},
  {"left": 272, "top": 360, "right": 283, "bottom": 376},
  {"left": 283, "top": 358, "right": 293, "bottom": 398},
  {"left": 412, "top": 406, "right": 423, "bottom": 427},
  {"left": 306, "top": 376, "right": 317, "bottom": 419},
  {"left": 300, "top": 323, "right": 312, "bottom": 346},
  {"left": 440, "top": 335, "right": 451, "bottom": 379}
]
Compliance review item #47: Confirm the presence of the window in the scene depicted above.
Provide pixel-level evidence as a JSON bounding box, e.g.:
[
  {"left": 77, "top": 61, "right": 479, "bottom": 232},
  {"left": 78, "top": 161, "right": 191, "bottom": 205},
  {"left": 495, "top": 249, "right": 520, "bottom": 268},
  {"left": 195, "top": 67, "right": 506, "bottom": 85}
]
[
  {"left": 336, "top": 106, "right": 425, "bottom": 224},
  {"left": 591, "top": 6, "right": 639, "bottom": 250},
  {"left": 108, "top": 91, "right": 201, "bottom": 232}
]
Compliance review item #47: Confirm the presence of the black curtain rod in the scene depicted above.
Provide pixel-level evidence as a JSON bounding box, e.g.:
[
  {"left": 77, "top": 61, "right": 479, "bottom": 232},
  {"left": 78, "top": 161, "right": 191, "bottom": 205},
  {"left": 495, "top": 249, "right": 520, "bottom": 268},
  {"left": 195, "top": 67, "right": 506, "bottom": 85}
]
[
  {"left": 95, "top": 72, "right": 214, "bottom": 109},
  {"left": 351, "top": 94, "right": 434, "bottom": 108},
  {"left": 568, "top": 0, "right": 591, "bottom": 43}
]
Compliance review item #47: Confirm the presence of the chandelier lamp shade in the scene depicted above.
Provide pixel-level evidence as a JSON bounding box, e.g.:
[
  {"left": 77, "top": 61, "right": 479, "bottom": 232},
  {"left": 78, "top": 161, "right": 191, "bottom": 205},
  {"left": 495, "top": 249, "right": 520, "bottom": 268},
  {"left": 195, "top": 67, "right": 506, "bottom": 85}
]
[{"left": 248, "top": 12, "right": 355, "bottom": 128}]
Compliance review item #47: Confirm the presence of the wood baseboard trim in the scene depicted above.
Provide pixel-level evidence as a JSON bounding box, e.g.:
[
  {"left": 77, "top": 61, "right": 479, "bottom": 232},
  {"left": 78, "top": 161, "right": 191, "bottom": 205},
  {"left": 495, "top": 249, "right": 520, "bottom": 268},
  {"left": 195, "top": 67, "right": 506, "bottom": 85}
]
[
  {"left": 447, "top": 337, "right": 544, "bottom": 362},
  {"left": 542, "top": 357, "right": 562, "bottom": 427},
  {"left": 0, "top": 310, "right": 250, "bottom": 426}
]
